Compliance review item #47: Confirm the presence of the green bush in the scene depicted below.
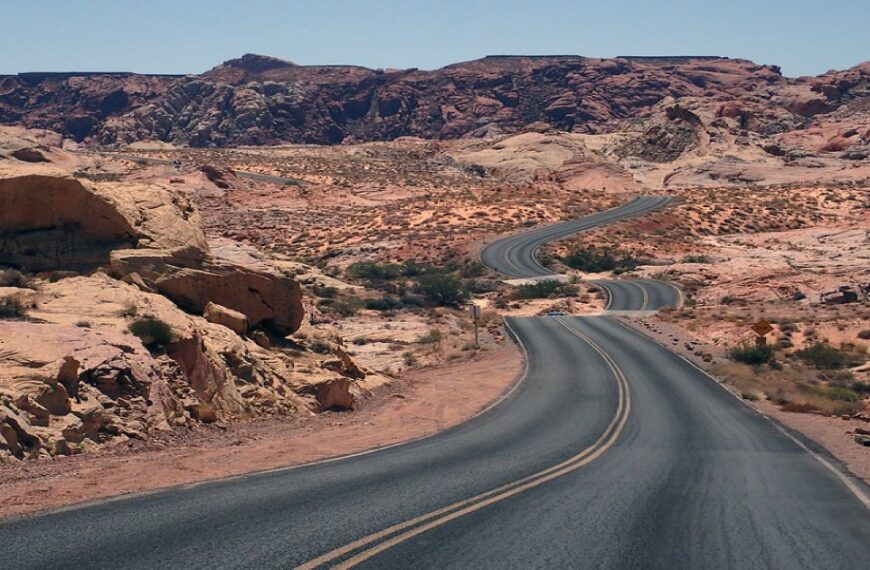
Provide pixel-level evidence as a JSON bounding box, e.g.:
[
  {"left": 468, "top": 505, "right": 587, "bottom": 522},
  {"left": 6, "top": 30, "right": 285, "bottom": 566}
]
[
  {"left": 796, "top": 342, "right": 857, "bottom": 369},
  {"left": 346, "top": 261, "right": 405, "bottom": 281},
  {"left": 318, "top": 296, "right": 363, "bottom": 317},
  {"left": 561, "top": 248, "right": 639, "bottom": 273},
  {"left": 129, "top": 318, "right": 173, "bottom": 347},
  {"left": 728, "top": 342, "right": 774, "bottom": 365},
  {"left": 415, "top": 273, "right": 469, "bottom": 307},
  {"left": 511, "top": 280, "right": 577, "bottom": 300}
]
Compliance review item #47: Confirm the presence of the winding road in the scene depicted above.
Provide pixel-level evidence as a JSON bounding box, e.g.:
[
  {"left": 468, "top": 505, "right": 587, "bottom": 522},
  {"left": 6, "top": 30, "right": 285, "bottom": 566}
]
[{"left": 2, "top": 197, "right": 869, "bottom": 568}]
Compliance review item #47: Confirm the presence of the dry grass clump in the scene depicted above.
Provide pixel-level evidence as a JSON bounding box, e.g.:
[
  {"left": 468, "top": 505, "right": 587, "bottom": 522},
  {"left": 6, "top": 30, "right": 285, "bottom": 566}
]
[{"left": 712, "top": 360, "right": 865, "bottom": 416}]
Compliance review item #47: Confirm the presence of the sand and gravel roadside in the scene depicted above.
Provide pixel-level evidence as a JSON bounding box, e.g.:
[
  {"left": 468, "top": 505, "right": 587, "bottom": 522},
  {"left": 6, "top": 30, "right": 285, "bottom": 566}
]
[
  {"left": 626, "top": 315, "right": 870, "bottom": 485},
  {"left": 0, "top": 345, "right": 522, "bottom": 519}
]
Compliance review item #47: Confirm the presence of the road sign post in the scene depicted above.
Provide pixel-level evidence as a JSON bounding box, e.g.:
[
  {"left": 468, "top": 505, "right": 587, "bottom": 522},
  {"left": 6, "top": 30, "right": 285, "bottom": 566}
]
[
  {"left": 468, "top": 303, "right": 481, "bottom": 349},
  {"left": 750, "top": 319, "right": 773, "bottom": 345}
]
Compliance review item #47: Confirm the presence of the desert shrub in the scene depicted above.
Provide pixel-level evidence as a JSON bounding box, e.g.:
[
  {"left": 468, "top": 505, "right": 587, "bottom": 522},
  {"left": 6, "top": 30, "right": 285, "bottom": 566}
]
[
  {"left": 681, "top": 254, "right": 712, "bottom": 264},
  {"left": 311, "top": 285, "right": 339, "bottom": 299},
  {"left": 561, "top": 248, "right": 639, "bottom": 273},
  {"left": 309, "top": 339, "right": 332, "bottom": 354},
  {"left": 727, "top": 342, "right": 774, "bottom": 365},
  {"left": 399, "top": 293, "right": 425, "bottom": 308},
  {"left": 0, "top": 268, "right": 30, "bottom": 288},
  {"left": 365, "top": 295, "right": 403, "bottom": 311},
  {"left": 415, "top": 273, "right": 469, "bottom": 307},
  {"left": 851, "top": 381, "right": 870, "bottom": 395},
  {"left": 467, "top": 279, "right": 500, "bottom": 294},
  {"left": 0, "top": 296, "right": 27, "bottom": 320},
  {"left": 795, "top": 342, "right": 856, "bottom": 369},
  {"left": 798, "top": 384, "right": 861, "bottom": 402},
  {"left": 129, "top": 318, "right": 173, "bottom": 347},
  {"left": 511, "top": 280, "right": 577, "bottom": 300},
  {"left": 403, "top": 352, "right": 418, "bottom": 366},
  {"left": 346, "top": 261, "right": 405, "bottom": 281},
  {"left": 117, "top": 302, "right": 138, "bottom": 318},
  {"left": 459, "top": 261, "right": 486, "bottom": 278},
  {"left": 417, "top": 329, "right": 443, "bottom": 344},
  {"left": 858, "top": 329, "right": 870, "bottom": 340}
]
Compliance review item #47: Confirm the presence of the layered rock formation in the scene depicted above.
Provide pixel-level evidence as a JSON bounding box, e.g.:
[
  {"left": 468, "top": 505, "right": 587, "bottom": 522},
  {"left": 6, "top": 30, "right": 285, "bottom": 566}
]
[
  {"left": 1, "top": 55, "right": 867, "bottom": 150},
  {"left": 0, "top": 135, "right": 378, "bottom": 460}
]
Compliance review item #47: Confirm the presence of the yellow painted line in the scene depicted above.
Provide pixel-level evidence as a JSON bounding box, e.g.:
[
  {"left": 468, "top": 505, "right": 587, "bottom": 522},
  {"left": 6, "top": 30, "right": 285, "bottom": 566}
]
[
  {"left": 296, "top": 318, "right": 631, "bottom": 569},
  {"left": 595, "top": 281, "right": 615, "bottom": 311},
  {"left": 628, "top": 281, "right": 650, "bottom": 311}
]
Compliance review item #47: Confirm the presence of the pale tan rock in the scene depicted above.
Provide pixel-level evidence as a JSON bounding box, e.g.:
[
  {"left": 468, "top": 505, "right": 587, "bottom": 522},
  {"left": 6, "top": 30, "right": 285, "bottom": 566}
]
[
  {"left": 204, "top": 302, "right": 249, "bottom": 335},
  {"left": 305, "top": 377, "right": 354, "bottom": 411},
  {"left": 0, "top": 171, "right": 207, "bottom": 270}
]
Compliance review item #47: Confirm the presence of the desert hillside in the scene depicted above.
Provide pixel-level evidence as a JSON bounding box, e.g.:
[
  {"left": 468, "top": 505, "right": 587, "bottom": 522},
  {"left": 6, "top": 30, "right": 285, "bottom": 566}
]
[{"left": 0, "top": 54, "right": 867, "bottom": 149}]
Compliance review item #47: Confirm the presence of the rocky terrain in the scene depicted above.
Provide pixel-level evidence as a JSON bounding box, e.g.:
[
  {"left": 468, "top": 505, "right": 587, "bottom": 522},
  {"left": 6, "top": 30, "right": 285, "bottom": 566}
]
[
  {"left": 0, "top": 129, "right": 394, "bottom": 461},
  {"left": 1, "top": 52, "right": 868, "bottom": 499},
  {"left": 1, "top": 54, "right": 867, "bottom": 152}
]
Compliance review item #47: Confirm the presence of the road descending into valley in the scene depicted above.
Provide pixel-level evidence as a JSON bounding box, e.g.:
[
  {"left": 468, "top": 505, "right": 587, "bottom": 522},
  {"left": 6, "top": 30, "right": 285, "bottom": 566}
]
[{"left": 2, "top": 197, "right": 869, "bottom": 569}]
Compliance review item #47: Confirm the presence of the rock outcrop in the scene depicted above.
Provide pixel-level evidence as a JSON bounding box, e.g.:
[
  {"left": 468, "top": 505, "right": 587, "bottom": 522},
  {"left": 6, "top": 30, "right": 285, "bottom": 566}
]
[
  {"left": 0, "top": 141, "right": 378, "bottom": 460},
  {"left": 1, "top": 55, "right": 867, "bottom": 148}
]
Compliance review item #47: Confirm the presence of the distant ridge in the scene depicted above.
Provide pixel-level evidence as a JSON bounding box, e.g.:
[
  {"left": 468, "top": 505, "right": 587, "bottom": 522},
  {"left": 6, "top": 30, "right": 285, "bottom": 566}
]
[{"left": 0, "top": 53, "right": 865, "bottom": 147}]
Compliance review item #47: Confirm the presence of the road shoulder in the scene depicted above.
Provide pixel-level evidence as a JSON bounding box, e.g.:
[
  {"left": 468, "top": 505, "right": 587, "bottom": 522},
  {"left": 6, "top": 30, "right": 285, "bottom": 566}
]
[
  {"left": 0, "top": 344, "right": 522, "bottom": 519},
  {"left": 622, "top": 315, "right": 870, "bottom": 486}
]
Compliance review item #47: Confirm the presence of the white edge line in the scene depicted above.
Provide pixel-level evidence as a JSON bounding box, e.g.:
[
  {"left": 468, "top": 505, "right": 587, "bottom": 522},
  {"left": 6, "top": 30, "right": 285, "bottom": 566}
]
[
  {"left": 610, "top": 316, "right": 870, "bottom": 510},
  {"left": 1, "top": 323, "right": 533, "bottom": 524}
]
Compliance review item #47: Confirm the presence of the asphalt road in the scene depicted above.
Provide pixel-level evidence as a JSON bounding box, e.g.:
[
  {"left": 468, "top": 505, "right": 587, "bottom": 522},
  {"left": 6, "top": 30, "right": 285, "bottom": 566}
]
[
  {"left": 1, "top": 196, "right": 868, "bottom": 568},
  {"left": 480, "top": 195, "right": 678, "bottom": 311},
  {"left": 479, "top": 195, "right": 671, "bottom": 279}
]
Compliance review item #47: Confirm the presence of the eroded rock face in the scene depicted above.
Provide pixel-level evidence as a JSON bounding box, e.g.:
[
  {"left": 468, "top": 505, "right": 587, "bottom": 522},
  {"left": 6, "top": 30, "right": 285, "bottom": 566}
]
[
  {"left": 0, "top": 272, "right": 373, "bottom": 460},
  {"left": 1, "top": 55, "right": 867, "bottom": 148},
  {"left": 0, "top": 161, "right": 304, "bottom": 335},
  {"left": 110, "top": 250, "right": 304, "bottom": 334},
  {"left": 0, "top": 320, "right": 174, "bottom": 458},
  {"left": 0, "top": 172, "right": 207, "bottom": 270}
]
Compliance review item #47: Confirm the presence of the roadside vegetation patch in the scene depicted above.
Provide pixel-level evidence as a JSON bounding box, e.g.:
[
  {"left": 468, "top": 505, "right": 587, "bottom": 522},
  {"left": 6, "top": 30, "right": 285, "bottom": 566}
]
[
  {"left": 727, "top": 342, "right": 774, "bottom": 365},
  {"left": 795, "top": 342, "right": 864, "bottom": 369},
  {"left": 511, "top": 280, "right": 578, "bottom": 300},
  {"left": 560, "top": 247, "right": 640, "bottom": 274}
]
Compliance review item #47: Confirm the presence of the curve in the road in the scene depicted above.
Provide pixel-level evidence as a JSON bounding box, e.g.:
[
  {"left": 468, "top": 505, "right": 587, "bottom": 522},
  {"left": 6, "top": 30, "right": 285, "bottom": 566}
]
[
  {"left": 2, "top": 197, "right": 869, "bottom": 569},
  {"left": 480, "top": 195, "right": 679, "bottom": 310}
]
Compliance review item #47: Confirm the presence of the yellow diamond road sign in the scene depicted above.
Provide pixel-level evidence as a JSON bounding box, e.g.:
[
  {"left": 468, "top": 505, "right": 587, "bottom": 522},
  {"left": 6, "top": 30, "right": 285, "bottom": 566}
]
[{"left": 751, "top": 319, "right": 774, "bottom": 337}]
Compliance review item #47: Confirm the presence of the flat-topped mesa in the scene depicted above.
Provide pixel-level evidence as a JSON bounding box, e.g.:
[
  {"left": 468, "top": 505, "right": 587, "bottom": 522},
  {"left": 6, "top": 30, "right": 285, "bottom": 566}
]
[
  {"left": 220, "top": 53, "right": 296, "bottom": 73},
  {"left": 616, "top": 55, "right": 730, "bottom": 63}
]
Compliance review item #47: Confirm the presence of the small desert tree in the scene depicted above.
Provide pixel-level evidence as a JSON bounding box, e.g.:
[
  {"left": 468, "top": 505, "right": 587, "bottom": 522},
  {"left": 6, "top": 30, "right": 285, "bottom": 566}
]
[{"left": 415, "top": 273, "right": 469, "bottom": 307}]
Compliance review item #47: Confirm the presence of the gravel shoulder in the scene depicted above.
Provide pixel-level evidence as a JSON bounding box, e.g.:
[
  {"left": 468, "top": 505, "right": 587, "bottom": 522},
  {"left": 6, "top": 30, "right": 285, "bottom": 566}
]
[{"left": 0, "top": 344, "right": 522, "bottom": 519}]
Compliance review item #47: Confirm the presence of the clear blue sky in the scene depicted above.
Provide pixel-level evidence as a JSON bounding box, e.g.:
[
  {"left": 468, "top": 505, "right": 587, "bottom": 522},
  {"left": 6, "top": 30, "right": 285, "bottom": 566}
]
[{"left": 1, "top": 0, "right": 867, "bottom": 77}]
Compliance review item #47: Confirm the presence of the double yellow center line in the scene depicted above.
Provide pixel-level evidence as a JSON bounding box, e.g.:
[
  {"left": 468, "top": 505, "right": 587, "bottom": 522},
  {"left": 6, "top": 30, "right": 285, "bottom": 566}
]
[{"left": 296, "top": 318, "right": 631, "bottom": 569}]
